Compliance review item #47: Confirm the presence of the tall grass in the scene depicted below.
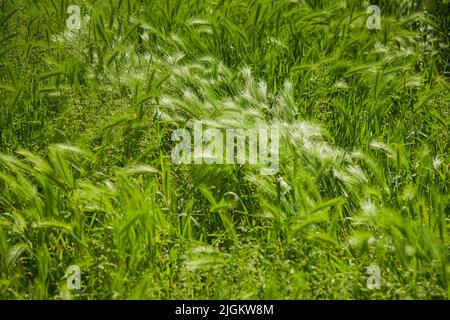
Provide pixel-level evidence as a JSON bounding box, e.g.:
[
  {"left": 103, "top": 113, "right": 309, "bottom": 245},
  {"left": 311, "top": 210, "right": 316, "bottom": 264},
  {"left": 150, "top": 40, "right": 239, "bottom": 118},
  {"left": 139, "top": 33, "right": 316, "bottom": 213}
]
[{"left": 0, "top": 0, "right": 449, "bottom": 299}]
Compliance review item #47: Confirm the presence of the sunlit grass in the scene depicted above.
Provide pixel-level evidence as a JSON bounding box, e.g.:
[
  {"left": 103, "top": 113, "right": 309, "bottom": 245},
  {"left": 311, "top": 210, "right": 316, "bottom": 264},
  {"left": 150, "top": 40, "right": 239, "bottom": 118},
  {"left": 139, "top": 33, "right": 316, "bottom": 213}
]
[{"left": 0, "top": 0, "right": 448, "bottom": 299}]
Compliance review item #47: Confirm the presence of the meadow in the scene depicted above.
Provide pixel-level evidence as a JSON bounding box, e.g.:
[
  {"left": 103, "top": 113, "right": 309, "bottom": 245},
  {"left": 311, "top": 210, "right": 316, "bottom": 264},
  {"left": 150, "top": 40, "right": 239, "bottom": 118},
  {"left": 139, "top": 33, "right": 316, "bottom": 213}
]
[{"left": 0, "top": 0, "right": 449, "bottom": 299}]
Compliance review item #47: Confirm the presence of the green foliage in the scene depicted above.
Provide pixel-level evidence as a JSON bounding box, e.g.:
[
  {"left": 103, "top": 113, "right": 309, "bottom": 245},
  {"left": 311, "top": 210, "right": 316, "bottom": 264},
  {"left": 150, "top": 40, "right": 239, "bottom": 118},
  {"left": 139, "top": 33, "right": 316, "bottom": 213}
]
[{"left": 0, "top": 0, "right": 448, "bottom": 299}]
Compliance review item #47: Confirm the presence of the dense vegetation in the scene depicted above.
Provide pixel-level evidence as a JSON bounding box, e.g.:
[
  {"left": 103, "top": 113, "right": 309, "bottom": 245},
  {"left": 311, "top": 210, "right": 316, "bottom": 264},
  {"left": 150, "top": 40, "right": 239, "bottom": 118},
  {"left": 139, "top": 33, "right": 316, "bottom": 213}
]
[{"left": 0, "top": 0, "right": 449, "bottom": 299}]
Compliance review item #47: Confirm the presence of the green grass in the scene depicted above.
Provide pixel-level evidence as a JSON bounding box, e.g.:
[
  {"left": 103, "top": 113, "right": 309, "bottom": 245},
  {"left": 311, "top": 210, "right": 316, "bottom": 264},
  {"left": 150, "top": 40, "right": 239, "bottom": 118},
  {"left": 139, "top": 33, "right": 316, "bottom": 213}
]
[{"left": 0, "top": 0, "right": 449, "bottom": 299}]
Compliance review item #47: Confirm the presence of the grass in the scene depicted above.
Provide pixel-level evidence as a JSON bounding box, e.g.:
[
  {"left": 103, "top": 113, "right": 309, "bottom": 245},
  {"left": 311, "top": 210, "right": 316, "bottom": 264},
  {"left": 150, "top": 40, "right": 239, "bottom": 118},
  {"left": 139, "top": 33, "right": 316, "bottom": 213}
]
[{"left": 0, "top": 0, "right": 449, "bottom": 299}]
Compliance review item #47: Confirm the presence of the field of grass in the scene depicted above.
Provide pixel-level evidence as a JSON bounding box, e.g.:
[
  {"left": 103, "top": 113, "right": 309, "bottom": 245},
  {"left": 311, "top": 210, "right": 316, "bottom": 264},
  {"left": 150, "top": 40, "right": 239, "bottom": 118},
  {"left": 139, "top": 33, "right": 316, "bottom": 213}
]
[{"left": 0, "top": 0, "right": 449, "bottom": 299}]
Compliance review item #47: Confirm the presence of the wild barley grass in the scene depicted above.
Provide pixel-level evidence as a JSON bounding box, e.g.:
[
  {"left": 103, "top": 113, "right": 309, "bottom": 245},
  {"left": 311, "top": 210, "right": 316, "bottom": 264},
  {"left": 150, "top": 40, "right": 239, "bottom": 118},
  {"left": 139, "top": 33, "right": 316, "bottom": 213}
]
[{"left": 0, "top": 0, "right": 449, "bottom": 299}]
